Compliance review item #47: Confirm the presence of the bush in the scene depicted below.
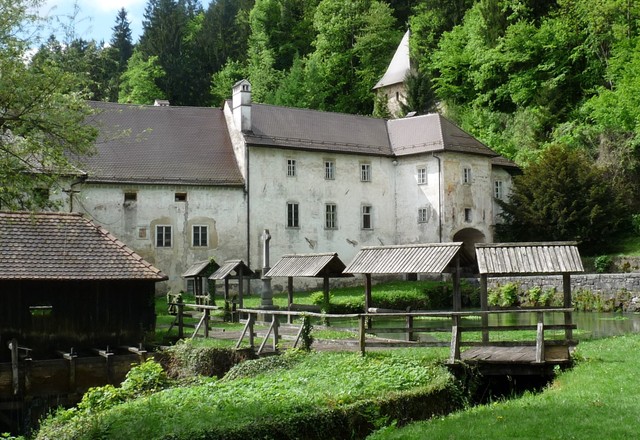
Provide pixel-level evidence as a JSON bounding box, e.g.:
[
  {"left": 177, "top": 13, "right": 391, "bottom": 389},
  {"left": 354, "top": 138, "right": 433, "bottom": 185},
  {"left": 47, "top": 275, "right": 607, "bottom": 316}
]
[
  {"left": 594, "top": 255, "right": 613, "bottom": 273},
  {"left": 488, "top": 283, "right": 519, "bottom": 308}
]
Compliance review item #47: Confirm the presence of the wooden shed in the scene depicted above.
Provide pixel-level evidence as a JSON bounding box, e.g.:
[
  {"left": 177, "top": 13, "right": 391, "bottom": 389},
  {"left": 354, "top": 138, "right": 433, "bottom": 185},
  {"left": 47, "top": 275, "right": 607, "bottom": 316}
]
[
  {"left": 0, "top": 212, "right": 167, "bottom": 360},
  {"left": 209, "top": 259, "right": 255, "bottom": 308}
]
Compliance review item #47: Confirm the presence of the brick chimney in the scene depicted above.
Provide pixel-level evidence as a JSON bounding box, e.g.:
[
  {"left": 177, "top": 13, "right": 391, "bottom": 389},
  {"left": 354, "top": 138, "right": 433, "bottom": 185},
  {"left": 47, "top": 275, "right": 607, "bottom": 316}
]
[{"left": 232, "top": 80, "right": 251, "bottom": 133}]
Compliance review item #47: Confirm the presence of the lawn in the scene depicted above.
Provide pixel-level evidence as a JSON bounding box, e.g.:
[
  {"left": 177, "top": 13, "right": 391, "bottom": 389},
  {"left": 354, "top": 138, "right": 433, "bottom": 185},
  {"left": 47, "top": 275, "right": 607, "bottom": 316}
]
[{"left": 369, "top": 334, "right": 640, "bottom": 440}]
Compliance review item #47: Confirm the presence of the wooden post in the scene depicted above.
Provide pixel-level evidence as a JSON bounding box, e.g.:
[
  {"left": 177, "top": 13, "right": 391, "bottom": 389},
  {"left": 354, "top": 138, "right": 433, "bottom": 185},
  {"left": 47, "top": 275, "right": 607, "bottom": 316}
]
[
  {"left": 535, "top": 311, "right": 545, "bottom": 364},
  {"left": 238, "top": 267, "right": 245, "bottom": 309},
  {"left": 480, "top": 274, "right": 489, "bottom": 344},
  {"left": 288, "top": 277, "right": 294, "bottom": 324},
  {"left": 405, "top": 307, "right": 415, "bottom": 342},
  {"left": 449, "top": 315, "right": 461, "bottom": 363},
  {"left": 359, "top": 314, "right": 366, "bottom": 356},
  {"left": 272, "top": 315, "right": 280, "bottom": 352},
  {"left": 364, "top": 274, "right": 372, "bottom": 329},
  {"left": 323, "top": 276, "right": 331, "bottom": 327},
  {"left": 9, "top": 339, "right": 19, "bottom": 395},
  {"left": 453, "top": 255, "right": 461, "bottom": 312},
  {"left": 64, "top": 349, "right": 77, "bottom": 392},
  {"left": 177, "top": 301, "right": 184, "bottom": 339},
  {"left": 248, "top": 314, "right": 255, "bottom": 348},
  {"left": 563, "top": 273, "right": 573, "bottom": 342},
  {"left": 204, "top": 308, "right": 210, "bottom": 338}
]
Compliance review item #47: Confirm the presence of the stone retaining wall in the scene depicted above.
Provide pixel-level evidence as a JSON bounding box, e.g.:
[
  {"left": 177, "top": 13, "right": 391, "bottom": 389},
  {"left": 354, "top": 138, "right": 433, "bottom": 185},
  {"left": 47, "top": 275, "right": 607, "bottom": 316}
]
[{"left": 487, "top": 273, "right": 640, "bottom": 312}]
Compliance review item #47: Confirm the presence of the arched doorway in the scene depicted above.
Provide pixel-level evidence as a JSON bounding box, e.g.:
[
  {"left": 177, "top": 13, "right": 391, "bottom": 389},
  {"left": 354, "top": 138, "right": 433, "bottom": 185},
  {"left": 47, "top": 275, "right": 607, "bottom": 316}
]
[{"left": 452, "top": 228, "right": 486, "bottom": 272}]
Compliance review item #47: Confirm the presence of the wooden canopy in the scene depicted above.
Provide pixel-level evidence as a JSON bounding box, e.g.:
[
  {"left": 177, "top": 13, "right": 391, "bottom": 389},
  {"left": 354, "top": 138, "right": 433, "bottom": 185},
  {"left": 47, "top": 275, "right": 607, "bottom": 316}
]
[
  {"left": 209, "top": 259, "right": 255, "bottom": 308},
  {"left": 344, "top": 243, "right": 464, "bottom": 313},
  {"left": 265, "top": 253, "right": 351, "bottom": 312}
]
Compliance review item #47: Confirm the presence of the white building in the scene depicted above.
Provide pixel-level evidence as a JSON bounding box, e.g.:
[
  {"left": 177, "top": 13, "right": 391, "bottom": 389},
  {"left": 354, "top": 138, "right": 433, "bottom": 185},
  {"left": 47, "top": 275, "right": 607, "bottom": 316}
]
[{"left": 57, "top": 83, "right": 516, "bottom": 293}]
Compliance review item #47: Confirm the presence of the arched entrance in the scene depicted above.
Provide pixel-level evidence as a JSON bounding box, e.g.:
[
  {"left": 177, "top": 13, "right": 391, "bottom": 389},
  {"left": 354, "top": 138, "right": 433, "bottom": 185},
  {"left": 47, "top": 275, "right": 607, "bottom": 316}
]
[{"left": 452, "top": 228, "right": 486, "bottom": 272}]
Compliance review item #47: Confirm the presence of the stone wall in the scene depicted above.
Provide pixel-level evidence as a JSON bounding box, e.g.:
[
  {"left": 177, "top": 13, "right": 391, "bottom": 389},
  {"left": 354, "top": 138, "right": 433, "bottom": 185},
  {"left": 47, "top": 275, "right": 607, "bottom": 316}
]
[{"left": 487, "top": 273, "right": 640, "bottom": 312}]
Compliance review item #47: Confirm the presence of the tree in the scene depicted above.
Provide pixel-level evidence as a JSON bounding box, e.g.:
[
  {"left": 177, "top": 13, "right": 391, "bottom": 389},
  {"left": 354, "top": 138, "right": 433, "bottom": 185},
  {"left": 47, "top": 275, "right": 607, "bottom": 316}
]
[
  {"left": 118, "top": 51, "right": 166, "bottom": 104},
  {"left": 110, "top": 8, "right": 134, "bottom": 74},
  {"left": 0, "top": 0, "right": 98, "bottom": 210},
  {"left": 496, "top": 144, "right": 630, "bottom": 254}
]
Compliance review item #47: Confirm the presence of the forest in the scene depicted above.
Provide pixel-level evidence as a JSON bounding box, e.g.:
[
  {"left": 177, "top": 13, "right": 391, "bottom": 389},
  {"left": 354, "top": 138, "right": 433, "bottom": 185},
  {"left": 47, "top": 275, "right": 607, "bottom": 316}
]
[{"left": 5, "top": 0, "right": 640, "bottom": 249}]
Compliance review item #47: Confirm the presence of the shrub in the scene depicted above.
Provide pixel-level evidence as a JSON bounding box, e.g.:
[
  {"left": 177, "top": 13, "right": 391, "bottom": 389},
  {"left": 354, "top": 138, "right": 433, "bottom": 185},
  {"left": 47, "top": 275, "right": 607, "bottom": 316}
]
[
  {"left": 488, "top": 283, "right": 519, "bottom": 308},
  {"left": 594, "top": 255, "right": 613, "bottom": 273}
]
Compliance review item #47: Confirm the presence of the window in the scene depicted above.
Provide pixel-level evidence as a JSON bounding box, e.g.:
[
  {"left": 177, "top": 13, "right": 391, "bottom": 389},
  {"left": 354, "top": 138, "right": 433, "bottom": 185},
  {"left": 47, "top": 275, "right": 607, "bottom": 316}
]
[
  {"left": 417, "top": 167, "right": 427, "bottom": 185},
  {"left": 325, "top": 160, "right": 335, "bottom": 180},
  {"left": 463, "top": 167, "right": 472, "bottom": 184},
  {"left": 156, "top": 225, "right": 172, "bottom": 247},
  {"left": 360, "top": 163, "right": 371, "bottom": 182},
  {"left": 325, "top": 203, "right": 337, "bottom": 229},
  {"left": 287, "top": 202, "right": 299, "bottom": 228},
  {"left": 193, "top": 225, "right": 208, "bottom": 247},
  {"left": 464, "top": 208, "right": 472, "bottom": 223},
  {"left": 361, "top": 205, "right": 372, "bottom": 229},
  {"left": 418, "top": 208, "right": 428, "bottom": 223},
  {"left": 175, "top": 192, "right": 187, "bottom": 202},
  {"left": 124, "top": 192, "right": 137, "bottom": 202},
  {"left": 494, "top": 180, "right": 504, "bottom": 200},
  {"left": 287, "top": 159, "right": 296, "bottom": 177}
]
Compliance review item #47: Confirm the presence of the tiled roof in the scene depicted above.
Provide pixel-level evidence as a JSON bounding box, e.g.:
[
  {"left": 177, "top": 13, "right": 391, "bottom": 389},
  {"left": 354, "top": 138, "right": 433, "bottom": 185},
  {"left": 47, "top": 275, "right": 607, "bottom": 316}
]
[
  {"left": 245, "top": 104, "right": 392, "bottom": 156},
  {"left": 476, "top": 242, "right": 584, "bottom": 275},
  {"left": 388, "top": 114, "right": 499, "bottom": 157},
  {"left": 75, "top": 101, "right": 244, "bottom": 186},
  {"left": 344, "top": 243, "right": 463, "bottom": 274},
  {"left": 265, "top": 253, "right": 351, "bottom": 278},
  {"left": 0, "top": 212, "right": 168, "bottom": 281}
]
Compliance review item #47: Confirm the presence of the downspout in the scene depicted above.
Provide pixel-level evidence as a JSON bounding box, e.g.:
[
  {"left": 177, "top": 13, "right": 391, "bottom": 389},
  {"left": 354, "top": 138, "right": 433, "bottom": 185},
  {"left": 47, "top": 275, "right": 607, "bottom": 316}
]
[
  {"left": 432, "top": 153, "right": 442, "bottom": 243},
  {"left": 246, "top": 144, "right": 251, "bottom": 267}
]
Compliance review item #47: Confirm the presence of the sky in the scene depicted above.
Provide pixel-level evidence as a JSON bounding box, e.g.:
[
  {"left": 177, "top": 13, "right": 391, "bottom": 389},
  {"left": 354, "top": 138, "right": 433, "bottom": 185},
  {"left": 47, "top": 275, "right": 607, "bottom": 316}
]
[{"left": 36, "top": 0, "right": 212, "bottom": 45}]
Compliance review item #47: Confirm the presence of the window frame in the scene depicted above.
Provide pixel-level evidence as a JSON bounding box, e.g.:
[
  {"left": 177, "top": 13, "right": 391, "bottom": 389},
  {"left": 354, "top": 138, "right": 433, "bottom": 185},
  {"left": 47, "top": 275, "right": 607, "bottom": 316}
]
[
  {"left": 192, "top": 225, "right": 208, "bottom": 247},
  {"left": 287, "top": 159, "right": 296, "bottom": 177},
  {"left": 418, "top": 208, "right": 428, "bottom": 223},
  {"left": 156, "top": 225, "right": 172, "bottom": 248},
  {"left": 494, "top": 180, "right": 504, "bottom": 200},
  {"left": 464, "top": 208, "right": 472, "bottom": 223},
  {"left": 287, "top": 202, "right": 299, "bottom": 228},
  {"left": 463, "top": 167, "right": 472, "bottom": 184},
  {"left": 324, "top": 160, "right": 335, "bottom": 180},
  {"left": 417, "top": 167, "right": 427, "bottom": 185},
  {"left": 361, "top": 205, "right": 373, "bottom": 230},
  {"left": 325, "top": 203, "right": 337, "bottom": 229},
  {"left": 360, "top": 162, "right": 371, "bottom": 182}
]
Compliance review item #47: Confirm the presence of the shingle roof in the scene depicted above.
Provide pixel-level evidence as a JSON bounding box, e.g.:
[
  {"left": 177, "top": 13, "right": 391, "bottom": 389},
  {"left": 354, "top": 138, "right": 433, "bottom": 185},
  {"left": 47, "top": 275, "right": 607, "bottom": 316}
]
[
  {"left": 76, "top": 101, "right": 244, "bottom": 186},
  {"left": 475, "top": 242, "right": 584, "bottom": 275},
  {"left": 373, "top": 30, "right": 411, "bottom": 90},
  {"left": 182, "top": 260, "right": 218, "bottom": 278},
  {"left": 265, "top": 253, "right": 351, "bottom": 278},
  {"left": 0, "top": 211, "right": 167, "bottom": 280},
  {"left": 388, "top": 114, "right": 499, "bottom": 157},
  {"left": 344, "top": 243, "right": 463, "bottom": 274},
  {"left": 245, "top": 103, "right": 392, "bottom": 156}
]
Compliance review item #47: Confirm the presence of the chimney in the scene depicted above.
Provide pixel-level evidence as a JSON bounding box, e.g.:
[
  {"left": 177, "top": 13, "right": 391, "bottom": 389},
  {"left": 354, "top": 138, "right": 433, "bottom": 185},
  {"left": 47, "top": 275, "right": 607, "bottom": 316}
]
[
  {"left": 232, "top": 80, "right": 252, "bottom": 132},
  {"left": 154, "top": 99, "right": 170, "bottom": 106}
]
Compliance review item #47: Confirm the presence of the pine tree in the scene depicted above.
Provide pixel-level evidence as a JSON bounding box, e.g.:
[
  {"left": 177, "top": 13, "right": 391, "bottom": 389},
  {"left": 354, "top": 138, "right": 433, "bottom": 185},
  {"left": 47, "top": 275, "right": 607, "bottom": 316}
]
[{"left": 111, "top": 8, "right": 134, "bottom": 73}]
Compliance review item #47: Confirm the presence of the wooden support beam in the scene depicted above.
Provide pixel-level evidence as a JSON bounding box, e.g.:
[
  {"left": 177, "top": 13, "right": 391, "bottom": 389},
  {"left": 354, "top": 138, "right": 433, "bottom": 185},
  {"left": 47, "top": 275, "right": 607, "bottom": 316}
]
[
  {"left": 9, "top": 339, "right": 19, "bottom": 396},
  {"left": 238, "top": 268, "right": 245, "bottom": 310},
  {"left": 359, "top": 315, "right": 366, "bottom": 356},
  {"left": 288, "top": 277, "right": 294, "bottom": 324},
  {"left": 563, "top": 273, "right": 573, "bottom": 342},
  {"left": 535, "top": 311, "right": 545, "bottom": 364},
  {"left": 364, "top": 274, "right": 372, "bottom": 329},
  {"left": 480, "top": 274, "right": 489, "bottom": 344},
  {"left": 449, "top": 315, "right": 461, "bottom": 364},
  {"left": 405, "top": 307, "right": 415, "bottom": 342}
]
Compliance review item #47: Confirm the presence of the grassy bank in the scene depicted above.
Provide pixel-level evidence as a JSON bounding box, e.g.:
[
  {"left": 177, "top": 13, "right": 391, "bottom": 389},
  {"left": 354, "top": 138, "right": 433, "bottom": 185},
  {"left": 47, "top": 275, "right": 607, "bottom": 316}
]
[
  {"left": 36, "top": 348, "right": 458, "bottom": 440},
  {"left": 369, "top": 334, "right": 640, "bottom": 440}
]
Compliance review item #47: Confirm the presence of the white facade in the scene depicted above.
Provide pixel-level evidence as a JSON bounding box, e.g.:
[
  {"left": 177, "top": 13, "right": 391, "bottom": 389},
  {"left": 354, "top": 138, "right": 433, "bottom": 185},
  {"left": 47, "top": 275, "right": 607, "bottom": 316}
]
[{"left": 55, "top": 183, "right": 247, "bottom": 293}]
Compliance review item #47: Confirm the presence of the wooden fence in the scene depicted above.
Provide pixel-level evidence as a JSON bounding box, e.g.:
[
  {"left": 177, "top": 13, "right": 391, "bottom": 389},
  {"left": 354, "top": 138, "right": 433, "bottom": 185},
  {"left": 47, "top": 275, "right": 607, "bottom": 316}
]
[{"left": 173, "top": 304, "right": 576, "bottom": 361}]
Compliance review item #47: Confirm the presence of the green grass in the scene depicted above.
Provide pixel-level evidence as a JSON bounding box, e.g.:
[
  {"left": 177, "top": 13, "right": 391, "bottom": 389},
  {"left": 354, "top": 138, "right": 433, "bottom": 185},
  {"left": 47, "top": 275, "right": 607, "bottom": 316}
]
[
  {"left": 369, "top": 334, "right": 640, "bottom": 440},
  {"left": 36, "top": 349, "right": 454, "bottom": 439}
]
